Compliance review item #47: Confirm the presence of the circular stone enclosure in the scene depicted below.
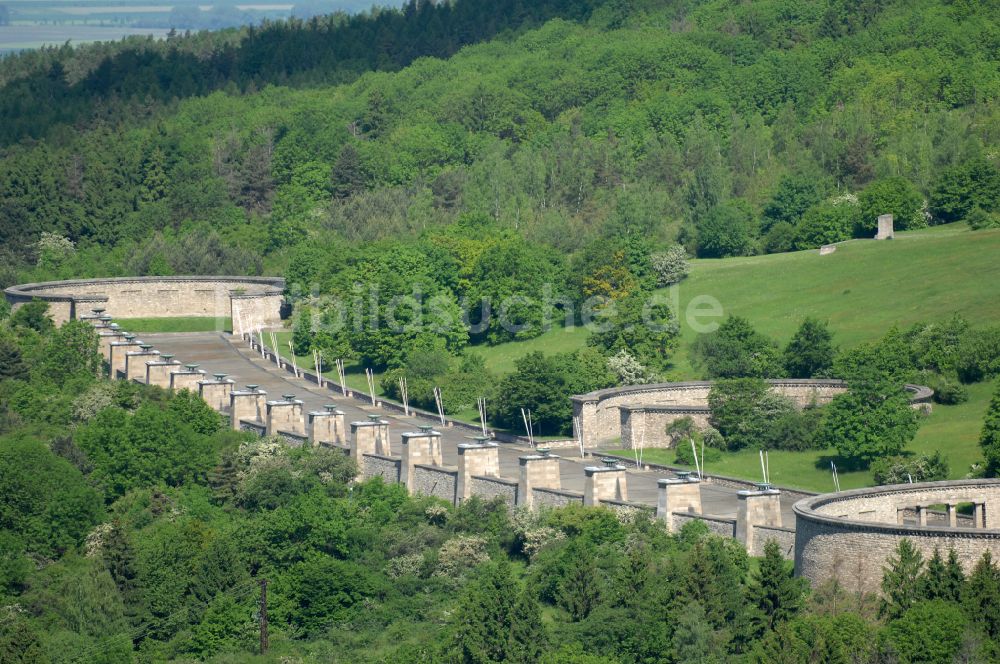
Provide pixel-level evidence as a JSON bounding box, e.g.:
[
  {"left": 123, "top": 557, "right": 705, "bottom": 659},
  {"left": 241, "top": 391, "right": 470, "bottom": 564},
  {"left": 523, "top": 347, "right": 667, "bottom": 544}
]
[
  {"left": 572, "top": 379, "right": 933, "bottom": 449},
  {"left": 793, "top": 479, "right": 1000, "bottom": 594},
  {"left": 5, "top": 276, "right": 285, "bottom": 334}
]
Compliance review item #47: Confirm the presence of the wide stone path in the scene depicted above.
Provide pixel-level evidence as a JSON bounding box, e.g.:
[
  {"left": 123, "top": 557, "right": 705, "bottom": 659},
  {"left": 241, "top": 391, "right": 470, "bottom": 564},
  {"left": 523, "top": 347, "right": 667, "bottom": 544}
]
[{"left": 145, "top": 332, "right": 800, "bottom": 522}]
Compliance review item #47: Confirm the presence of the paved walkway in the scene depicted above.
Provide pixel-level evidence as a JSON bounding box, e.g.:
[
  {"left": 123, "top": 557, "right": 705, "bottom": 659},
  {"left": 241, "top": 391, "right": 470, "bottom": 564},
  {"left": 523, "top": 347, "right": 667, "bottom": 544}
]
[{"left": 144, "top": 332, "right": 800, "bottom": 522}]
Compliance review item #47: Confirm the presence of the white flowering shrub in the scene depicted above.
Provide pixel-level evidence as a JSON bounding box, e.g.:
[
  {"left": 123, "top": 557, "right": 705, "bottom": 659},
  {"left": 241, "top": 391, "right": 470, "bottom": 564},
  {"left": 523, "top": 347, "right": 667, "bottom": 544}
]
[
  {"left": 649, "top": 244, "right": 689, "bottom": 286},
  {"left": 608, "top": 349, "right": 658, "bottom": 386}
]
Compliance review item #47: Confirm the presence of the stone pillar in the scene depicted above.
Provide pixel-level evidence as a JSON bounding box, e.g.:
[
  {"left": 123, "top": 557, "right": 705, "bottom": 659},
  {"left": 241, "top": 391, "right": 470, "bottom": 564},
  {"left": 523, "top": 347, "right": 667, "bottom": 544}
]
[
  {"left": 973, "top": 502, "right": 986, "bottom": 528},
  {"left": 457, "top": 438, "right": 500, "bottom": 502},
  {"left": 146, "top": 354, "right": 181, "bottom": 388},
  {"left": 876, "top": 213, "right": 894, "bottom": 240},
  {"left": 351, "top": 415, "right": 391, "bottom": 461},
  {"left": 98, "top": 328, "right": 124, "bottom": 361},
  {"left": 199, "top": 373, "right": 234, "bottom": 412},
  {"left": 517, "top": 450, "right": 561, "bottom": 508},
  {"left": 125, "top": 344, "right": 160, "bottom": 382},
  {"left": 266, "top": 394, "right": 306, "bottom": 436},
  {"left": 575, "top": 400, "right": 598, "bottom": 448},
  {"left": 584, "top": 459, "right": 628, "bottom": 506},
  {"left": 400, "top": 425, "right": 444, "bottom": 494},
  {"left": 736, "top": 485, "right": 782, "bottom": 554},
  {"left": 309, "top": 404, "right": 347, "bottom": 447},
  {"left": 916, "top": 504, "right": 929, "bottom": 527},
  {"left": 656, "top": 476, "right": 702, "bottom": 531},
  {"left": 230, "top": 386, "right": 267, "bottom": 429},
  {"left": 170, "top": 363, "right": 206, "bottom": 392},
  {"left": 109, "top": 335, "right": 140, "bottom": 379},
  {"left": 946, "top": 503, "right": 958, "bottom": 528}
]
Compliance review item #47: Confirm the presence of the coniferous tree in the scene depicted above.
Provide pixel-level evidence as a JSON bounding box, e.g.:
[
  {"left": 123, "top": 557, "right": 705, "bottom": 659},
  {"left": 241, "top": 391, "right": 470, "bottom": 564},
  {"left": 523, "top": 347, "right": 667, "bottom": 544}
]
[
  {"left": 101, "top": 519, "right": 142, "bottom": 624},
  {"left": 140, "top": 148, "right": 168, "bottom": 203},
  {"left": 451, "top": 561, "right": 543, "bottom": 664},
  {"left": 508, "top": 587, "right": 547, "bottom": 664},
  {"left": 557, "top": 543, "right": 602, "bottom": 622},
  {"left": 0, "top": 338, "right": 27, "bottom": 380},
  {"left": 980, "top": 380, "right": 1000, "bottom": 476},
  {"left": 964, "top": 551, "right": 1000, "bottom": 647},
  {"left": 944, "top": 549, "right": 966, "bottom": 602},
  {"left": 880, "top": 538, "right": 924, "bottom": 620},
  {"left": 331, "top": 143, "right": 366, "bottom": 199},
  {"left": 292, "top": 307, "right": 313, "bottom": 356},
  {"left": 919, "top": 548, "right": 948, "bottom": 601},
  {"left": 750, "top": 539, "right": 805, "bottom": 633}
]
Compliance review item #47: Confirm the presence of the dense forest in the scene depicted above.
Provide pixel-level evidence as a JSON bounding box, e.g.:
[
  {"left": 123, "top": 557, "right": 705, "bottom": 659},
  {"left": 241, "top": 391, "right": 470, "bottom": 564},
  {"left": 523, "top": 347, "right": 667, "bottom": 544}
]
[{"left": 3, "top": 0, "right": 1000, "bottom": 660}]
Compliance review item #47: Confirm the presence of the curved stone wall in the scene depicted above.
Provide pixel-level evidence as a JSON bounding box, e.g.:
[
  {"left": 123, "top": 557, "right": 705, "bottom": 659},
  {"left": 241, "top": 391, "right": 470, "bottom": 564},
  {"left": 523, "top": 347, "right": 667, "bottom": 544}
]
[
  {"left": 793, "top": 480, "right": 1000, "bottom": 594},
  {"left": 5, "top": 276, "right": 285, "bottom": 334},
  {"left": 573, "top": 379, "right": 934, "bottom": 449}
]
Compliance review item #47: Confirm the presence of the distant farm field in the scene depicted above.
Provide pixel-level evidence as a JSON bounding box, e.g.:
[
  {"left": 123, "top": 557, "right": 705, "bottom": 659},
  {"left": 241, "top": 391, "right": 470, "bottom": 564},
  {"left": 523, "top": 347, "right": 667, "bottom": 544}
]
[{"left": 0, "top": 25, "right": 171, "bottom": 52}]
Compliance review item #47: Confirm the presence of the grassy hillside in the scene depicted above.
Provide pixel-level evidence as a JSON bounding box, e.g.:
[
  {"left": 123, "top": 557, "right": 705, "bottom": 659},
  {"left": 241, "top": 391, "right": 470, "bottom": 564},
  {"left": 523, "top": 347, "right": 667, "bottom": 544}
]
[
  {"left": 464, "top": 223, "right": 1000, "bottom": 380},
  {"left": 673, "top": 223, "right": 1000, "bottom": 366}
]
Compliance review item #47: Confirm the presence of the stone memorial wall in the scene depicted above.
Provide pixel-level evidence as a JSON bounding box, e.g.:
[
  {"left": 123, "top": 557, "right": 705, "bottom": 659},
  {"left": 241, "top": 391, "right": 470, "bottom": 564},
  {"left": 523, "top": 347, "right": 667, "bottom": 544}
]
[{"left": 5, "top": 276, "right": 285, "bottom": 333}]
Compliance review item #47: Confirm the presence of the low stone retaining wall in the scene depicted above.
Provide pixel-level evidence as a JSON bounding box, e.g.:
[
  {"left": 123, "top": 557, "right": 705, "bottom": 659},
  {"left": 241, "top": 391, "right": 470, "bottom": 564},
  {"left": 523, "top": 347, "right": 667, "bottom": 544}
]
[
  {"left": 240, "top": 419, "right": 266, "bottom": 436},
  {"left": 364, "top": 454, "right": 402, "bottom": 483},
  {"left": 412, "top": 464, "right": 458, "bottom": 503},
  {"left": 752, "top": 525, "right": 796, "bottom": 559},
  {"left": 470, "top": 476, "right": 519, "bottom": 507},
  {"left": 533, "top": 487, "right": 585, "bottom": 508},
  {"left": 673, "top": 512, "right": 736, "bottom": 538},
  {"left": 601, "top": 498, "right": 655, "bottom": 519}
]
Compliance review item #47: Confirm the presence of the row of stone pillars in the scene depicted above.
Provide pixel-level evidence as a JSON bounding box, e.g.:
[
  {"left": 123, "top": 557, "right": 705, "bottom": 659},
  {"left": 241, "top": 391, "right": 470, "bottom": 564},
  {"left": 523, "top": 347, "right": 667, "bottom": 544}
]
[
  {"left": 900, "top": 501, "right": 987, "bottom": 528},
  {"left": 87, "top": 309, "right": 784, "bottom": 551},
  {"left": 658, "top": 474, "right": 784, "bottom": 554},
  {"left": 87, "top": 309, "right": 235, "bottom": 410}
]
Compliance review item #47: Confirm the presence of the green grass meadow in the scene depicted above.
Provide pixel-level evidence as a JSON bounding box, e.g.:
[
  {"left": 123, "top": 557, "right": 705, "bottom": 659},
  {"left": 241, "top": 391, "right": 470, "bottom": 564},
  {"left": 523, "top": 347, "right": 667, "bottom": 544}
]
[{"left": 115, "top": 316, "right": 232, "bottom": 333}]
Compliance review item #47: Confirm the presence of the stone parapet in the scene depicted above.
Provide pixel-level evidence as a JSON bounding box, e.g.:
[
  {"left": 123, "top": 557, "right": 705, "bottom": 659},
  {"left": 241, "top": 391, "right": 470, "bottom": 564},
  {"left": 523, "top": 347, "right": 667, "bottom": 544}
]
[
  {"left": 4, "top": 276, "right": 284, "bottom": 329},
  {"left": 401, "top": 427, "right": 443, "bottom": 494},
  {"left": 230, "top": 388, "right": 267, "bottom": 430},
  {"left": 584, "top": 463, "right": 628, "bottom": 506},
  {"left": 457, "top": 441, "right": 500, "bottom": 502},
  {"left": 309, "top": 406, "right": 347, "bottom": 447},
  {"left": 518, "top": 454, "right": 561, "bottom": 508},
  {"left": 573, "top": 379, "right": 932, "bottom": 449},
  {"left": 657, "top": 477, "right": 703, "bottom": 531}
]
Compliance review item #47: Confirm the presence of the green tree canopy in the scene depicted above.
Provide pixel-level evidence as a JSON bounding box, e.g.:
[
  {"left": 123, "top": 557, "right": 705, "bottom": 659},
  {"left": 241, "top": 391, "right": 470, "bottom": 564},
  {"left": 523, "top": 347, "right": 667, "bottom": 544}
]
[{"left": 693, "top": 316, "right": 782, "bottom": 379}]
